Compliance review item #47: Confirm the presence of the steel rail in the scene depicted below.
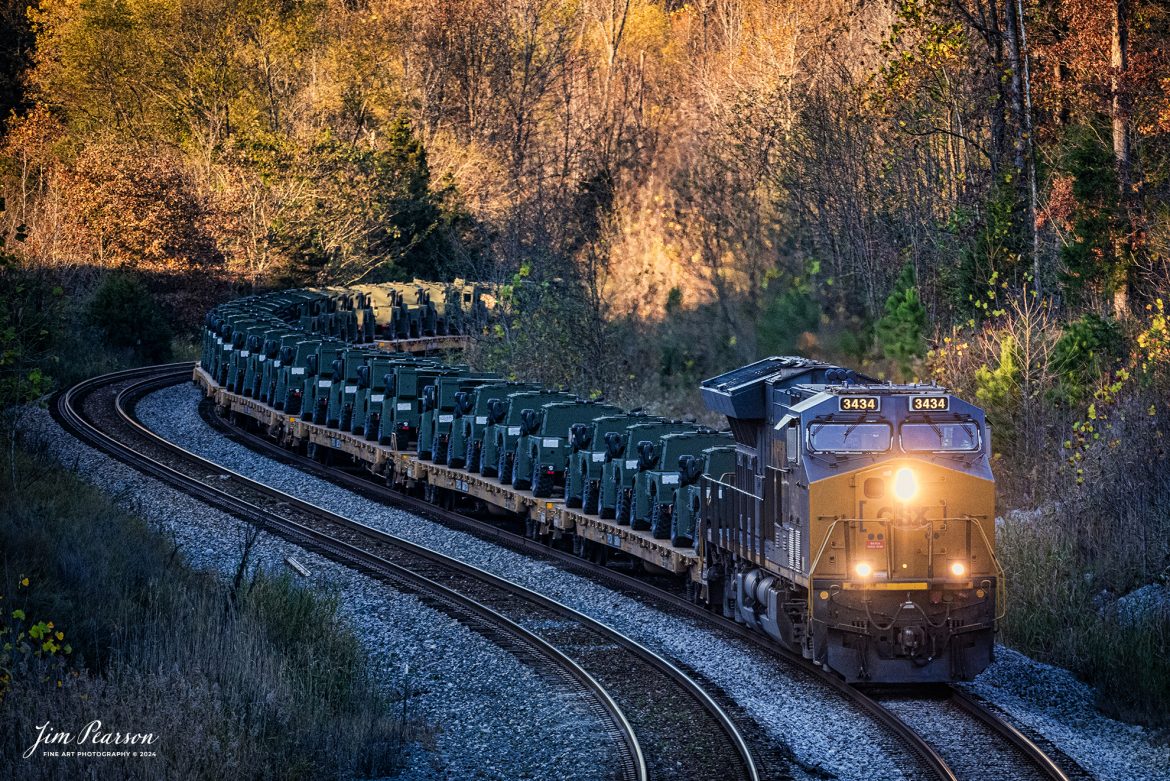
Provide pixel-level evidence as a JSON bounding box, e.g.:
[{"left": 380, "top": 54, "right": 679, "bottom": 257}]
[
  {"left": 199, "top": 364, "right": 1086, "bottom": 781},
  {"left": 54, "top": 365, "right": 647, "bottom": 781},
  {"left": 948, "top": 688, "right": 1072, "bottom": 781},
  {"left": 54, "top": 363, "right": 798, "bottom": 781},
  {"left": 115, "top": 368, "right": 757, "bottom": 781}
]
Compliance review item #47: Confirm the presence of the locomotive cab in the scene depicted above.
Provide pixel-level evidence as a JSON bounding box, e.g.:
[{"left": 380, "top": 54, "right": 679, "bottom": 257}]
[{"left": 699, "top": 357, "right": 1001, "bottom": 684}]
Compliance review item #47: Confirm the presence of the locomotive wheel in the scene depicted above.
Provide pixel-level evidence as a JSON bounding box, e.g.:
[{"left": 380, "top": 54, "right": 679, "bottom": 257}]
[
  {"left": 532, "top": 466, "right": 553, "bottom": 498},
  {"left": 582, "top": 480, "right": 600, "bottom": 515}
]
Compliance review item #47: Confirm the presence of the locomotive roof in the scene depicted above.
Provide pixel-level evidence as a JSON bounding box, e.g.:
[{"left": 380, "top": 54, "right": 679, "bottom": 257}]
[
  {"left": 701, "top": 355, "right": 872, "bottom": 420},
  {"left": 786, "top": 382, "right": 952, "bottom": 399}
]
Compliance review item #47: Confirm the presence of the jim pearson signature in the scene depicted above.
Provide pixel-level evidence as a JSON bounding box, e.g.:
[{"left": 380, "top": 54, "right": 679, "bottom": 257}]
[{"left": 24, "top": 721, "right": 158, "bottom": 759}]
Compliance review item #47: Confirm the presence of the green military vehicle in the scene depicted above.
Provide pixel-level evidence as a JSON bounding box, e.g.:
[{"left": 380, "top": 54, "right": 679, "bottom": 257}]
[
  {"left": 628, "top": 430, "right": 732, "bottom": 532},
  {"left": 599, "top": 421, "right": 697, "bottom": 522},
  {"left": 669, "top": 446, "right": 735, "bottom": 547},
  {"left": 303, "top": 341, "right": 347, "bottom": 423},
  {"left": 218, "top": 316, "right": 262, "bottom": 389},
  {"left": 417, "top": 373, "right": 499, "bottom": 461},
  {"left": 275, "top": 338, "right": 323, "bottom": 414},
  {"left": 482, "top": 390, "right": 574, "bottom": 482},
  {"left": 352, "top": 356, "right": 431, "bottom": 438},
  {"left": 565, "top": 412, "right": 658, "bottom": 511},
  {"left": 325, "top": 348, "right": 380, "bottom": 430},
  {"left": 377, "top": 363, "right": 465, "bottom": 448},
  {"left": 512, "top": 400, "right": 624, "bottom": 495},
  {"left": 243, "top": 326, "right": 288, "bottom": 398},
  {"left": 448, "top": 382, "right": 538, "bottom": 470},
  {"left": 261, "top": 332, "right": 305, "bottom": 406}
]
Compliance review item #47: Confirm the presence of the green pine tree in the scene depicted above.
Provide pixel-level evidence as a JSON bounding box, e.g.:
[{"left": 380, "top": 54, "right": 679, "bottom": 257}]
[{"left": 876, "top": 264, "right": 927, "bottom": 381}]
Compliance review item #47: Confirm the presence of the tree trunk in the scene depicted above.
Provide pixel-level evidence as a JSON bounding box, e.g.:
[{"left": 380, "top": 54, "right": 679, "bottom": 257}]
[
  {"left": 1111, "top": 0, "right": 1130, "bottom": 316},
  {"left": 1003, "top": 2, "right": 1026, "bottom": 174},
  {"left": 1016, "top": 0, "right": 1040, "bottom": 292},
  {"left": 1111, "top": 0, "right": 1130, "bottom": 196}
]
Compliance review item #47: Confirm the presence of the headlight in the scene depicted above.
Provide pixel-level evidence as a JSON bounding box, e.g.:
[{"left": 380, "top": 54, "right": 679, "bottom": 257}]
[
  {"left": 893, "top": 467, "right": 918, "bottom": 502},
  {"left": 854, "top": 562, "right": 873, "bottom": 578},
  {"left": 949, "top": 561, "right": 967, "bottom": 577}
]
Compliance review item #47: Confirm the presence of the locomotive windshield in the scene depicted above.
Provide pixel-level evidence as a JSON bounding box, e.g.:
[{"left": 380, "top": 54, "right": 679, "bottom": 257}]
[
  {"left": 808, "top": 422, "right": 891, "bottom": 452},
  {"left": 901, "top": 421, "right": 980, "bottom": 451}
]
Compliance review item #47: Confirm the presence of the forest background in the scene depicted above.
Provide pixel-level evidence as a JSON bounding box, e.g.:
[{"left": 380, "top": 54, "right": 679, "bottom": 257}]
[{"left": 1, "top": 0, "right": 1168, "bottom": 730}]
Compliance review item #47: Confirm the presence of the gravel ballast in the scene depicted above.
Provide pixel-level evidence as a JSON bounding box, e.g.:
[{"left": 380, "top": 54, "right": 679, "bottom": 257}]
[
  {"left": 138, "top": 384, "right": 921, "bottom": 781},
  {"left": 964, "top": 646, "right": 1170, "bottom": 781},
  {"left": 22, "top": 403, "right": 614, "bottom": 781},
  {"left": 40, "top": 378, "right": 1170, "bottom": 781}
]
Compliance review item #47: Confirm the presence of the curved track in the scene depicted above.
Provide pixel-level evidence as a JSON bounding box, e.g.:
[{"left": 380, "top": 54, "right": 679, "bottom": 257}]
[
  {"left": 55, "top": 364, "right": 769, "bottom": 781},
  {"left": 54, "top": 364, "right": 1086, "bottom": 781},
  {"left": 190, "top": 368, "right": 1087, "bottom": 781}
]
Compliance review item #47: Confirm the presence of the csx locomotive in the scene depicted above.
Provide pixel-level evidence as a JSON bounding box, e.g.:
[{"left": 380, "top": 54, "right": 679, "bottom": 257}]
[
  {"left": 198, "top": 285, "right": 1001, "bottom": 685},
  {"left": 698, "top": 357, "right": 1001, "bottom": 682}
]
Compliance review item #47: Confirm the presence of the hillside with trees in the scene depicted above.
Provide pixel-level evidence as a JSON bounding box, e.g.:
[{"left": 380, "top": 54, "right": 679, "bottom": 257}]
[{"left": 1, "top": 0, "right": 1168, "bottom": 727}]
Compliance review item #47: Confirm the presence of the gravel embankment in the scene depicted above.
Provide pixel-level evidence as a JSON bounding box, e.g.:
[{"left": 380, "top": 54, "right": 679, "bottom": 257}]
[
  {"left": 138, "top": 384, "right": 917, "bottom": 781},
  {"left": 963, "top": 646, "right": 1170, "bottom": 781},
  {"left": 22, "top": 403, "right": 614, "bottom": 781}
]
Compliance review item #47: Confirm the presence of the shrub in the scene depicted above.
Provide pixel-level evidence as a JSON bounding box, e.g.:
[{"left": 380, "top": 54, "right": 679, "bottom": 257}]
[
  {"left": 875, "top": 264, "right": 926, "bottom": 380},
  {"left": 86, "top": 273, "right": 173, "bottom": 363},
  {"left": 1051, "top": 313, "right": 1124, "bottom": 401}
]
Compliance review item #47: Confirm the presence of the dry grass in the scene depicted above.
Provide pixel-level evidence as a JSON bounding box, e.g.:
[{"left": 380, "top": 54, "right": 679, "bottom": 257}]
[{"left": 0, "top": 443, "right": 418, "bottom": 779}]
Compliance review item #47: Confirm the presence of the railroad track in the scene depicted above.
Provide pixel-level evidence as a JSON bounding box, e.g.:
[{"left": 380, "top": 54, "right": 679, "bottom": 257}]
[
  {"left": 189, "top": 371, "right": 1091, "bottom": 781},
  {"left": 54, "top": 364, "right": 767, "bottom": 781},
  {"left": 867, "top": 685, "right": 1085, "bottom": 781}
]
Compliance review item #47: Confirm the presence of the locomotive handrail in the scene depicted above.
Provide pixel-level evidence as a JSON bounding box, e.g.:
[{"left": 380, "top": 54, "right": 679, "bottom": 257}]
[
  {"left": 702, "top": 474, "right": 762, "bottom": 502},
  {"left": 806, "top": 516, "right": 1006, "bottom": 620}
]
